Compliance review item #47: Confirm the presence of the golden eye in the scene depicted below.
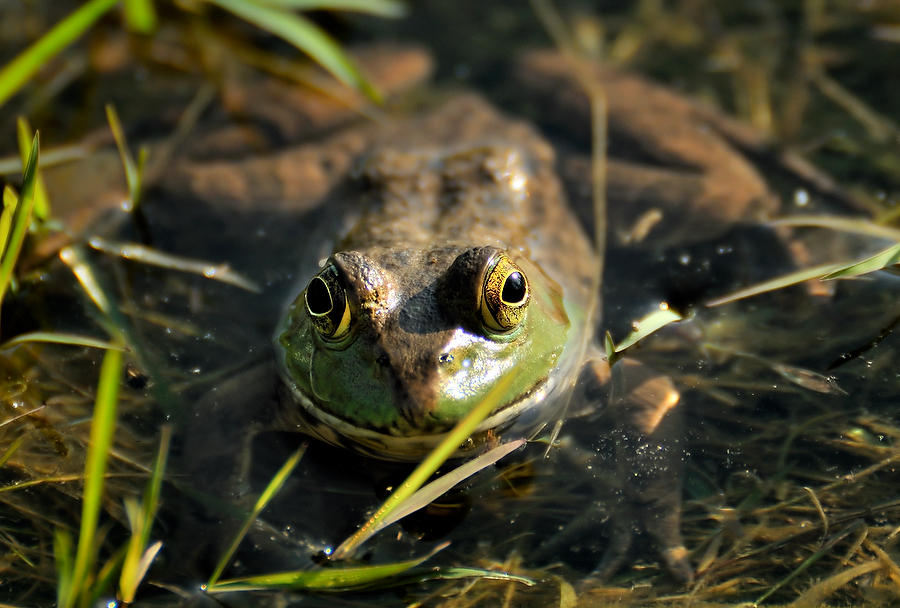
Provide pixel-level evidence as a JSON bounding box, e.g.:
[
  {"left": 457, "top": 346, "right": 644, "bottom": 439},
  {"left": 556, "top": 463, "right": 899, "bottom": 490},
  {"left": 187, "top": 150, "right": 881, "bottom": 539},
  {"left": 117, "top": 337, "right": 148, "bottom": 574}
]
[
  {"left": 304, "top": 266, "right": 352, "bottom": 340},
  {"left": 480, "top": 253, "right": 529, "bottom": 332}
]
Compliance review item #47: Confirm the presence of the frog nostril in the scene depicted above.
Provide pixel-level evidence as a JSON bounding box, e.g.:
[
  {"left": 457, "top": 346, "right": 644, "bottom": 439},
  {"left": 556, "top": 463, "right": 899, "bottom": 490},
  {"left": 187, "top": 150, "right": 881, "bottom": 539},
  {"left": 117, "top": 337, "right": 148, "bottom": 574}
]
[{"left": 376, "top": 353, "right": 390, "bottom": 367}]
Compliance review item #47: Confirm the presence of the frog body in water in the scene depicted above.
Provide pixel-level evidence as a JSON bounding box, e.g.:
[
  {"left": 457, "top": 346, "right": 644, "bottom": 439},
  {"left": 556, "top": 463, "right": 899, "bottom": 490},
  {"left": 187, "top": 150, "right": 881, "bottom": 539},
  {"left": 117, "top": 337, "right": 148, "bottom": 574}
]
[
  {"left": 275, "top": 139, "right": 596, "bottom": 461},
  {"left": 178, "top": 50, "right": 783, "bottom": 584}
]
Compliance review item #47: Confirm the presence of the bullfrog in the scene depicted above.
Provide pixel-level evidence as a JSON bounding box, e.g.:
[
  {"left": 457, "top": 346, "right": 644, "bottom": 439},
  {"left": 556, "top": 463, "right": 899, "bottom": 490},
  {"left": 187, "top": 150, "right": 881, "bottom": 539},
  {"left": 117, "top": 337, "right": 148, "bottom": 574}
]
[{"left": 176, "top": 48, "right": 784, "bottom": 585}]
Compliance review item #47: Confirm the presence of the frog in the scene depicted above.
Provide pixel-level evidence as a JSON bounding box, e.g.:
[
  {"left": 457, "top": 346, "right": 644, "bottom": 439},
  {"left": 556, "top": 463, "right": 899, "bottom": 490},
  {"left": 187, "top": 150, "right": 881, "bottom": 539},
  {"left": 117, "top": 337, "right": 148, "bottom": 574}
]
[{"left": 169, "top": 46, "right": 789, "bottom": 586}]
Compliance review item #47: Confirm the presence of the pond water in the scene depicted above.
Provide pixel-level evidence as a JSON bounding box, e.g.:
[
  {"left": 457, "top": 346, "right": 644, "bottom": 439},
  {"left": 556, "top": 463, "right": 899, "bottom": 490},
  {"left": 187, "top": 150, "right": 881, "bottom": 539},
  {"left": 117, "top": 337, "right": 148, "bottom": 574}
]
[{"left": 2, "top": 2, "right": 900, "bottom": 607}]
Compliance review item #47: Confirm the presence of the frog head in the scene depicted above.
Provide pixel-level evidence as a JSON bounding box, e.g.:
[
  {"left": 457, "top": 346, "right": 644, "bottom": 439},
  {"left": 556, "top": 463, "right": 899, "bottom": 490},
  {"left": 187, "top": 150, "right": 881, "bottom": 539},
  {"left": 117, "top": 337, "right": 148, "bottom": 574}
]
[{"left": 275, "top": 245, "right": 571, "bottom": 459}]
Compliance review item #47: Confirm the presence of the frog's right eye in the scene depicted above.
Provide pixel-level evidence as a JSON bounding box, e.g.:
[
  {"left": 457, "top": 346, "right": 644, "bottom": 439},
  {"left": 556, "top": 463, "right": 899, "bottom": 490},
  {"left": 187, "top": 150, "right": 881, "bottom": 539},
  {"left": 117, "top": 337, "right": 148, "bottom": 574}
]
[{"left": 304, "top": 266, "right": 352, "bottom": 340}]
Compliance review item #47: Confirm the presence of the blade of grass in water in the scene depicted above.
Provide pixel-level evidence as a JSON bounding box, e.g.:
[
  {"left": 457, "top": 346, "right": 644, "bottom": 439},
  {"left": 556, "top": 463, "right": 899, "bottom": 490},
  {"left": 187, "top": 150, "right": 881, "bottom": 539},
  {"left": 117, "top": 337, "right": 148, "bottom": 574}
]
[
  {"left": 820, "top": 242, "right": 900, "bottom": 280},
  {"left": 531, "top": 0, "right": 608, "bottom": 329},
  {"left": 64, "top": 346, "right": 123, "bottom": 608},
  {"left": 59, "top": 244, "right": 134, "bottom": 347},
  {"left": 0, "top": 187, "right": 18, "bottom": 263},
  {"left": 0, "top": 331, "right": 128, "bottom": 351},
  {"left": 387, "top": 565, "right": 535, "bottom": 587},
  {"left": 365, "top": 439, "right": 526, "bottom": 540},
  {"left": 703, "top": 343, "right": 846, "bottom": 395},
  {"left": 613, "top": 305, "right": 683, "bottom": 354},
  {"left": 705, "top": 262, "right": 845, "bottom": 307},
  {"left": 0, "top": 133, "right": 39, "bottom": 313},
  {"left": 207, "top": 543, "right": 448, "bottom": 592},
  {"left": 755, "top": 522, "right": 864, "bottom": 605},
  {"left": 708, "top": 243, "right": 900, "bottom": 309},
  {"left": 0, "top": 434, "right": 27, "bottom": 467},
  {"left": 63, "top": 118, "right": 181, "bottom": 418},
  {"left": 123, "top": 0, "right": 158, "bottom": 34},
  {"left": 58, "top": 245, "right": 115, "bottom": 318},
  {"left": 119, "top": 426, "right": 171, "bottom": 602},
  {"left": 16, "top": 118, "right": 50, "bottom": 221},
  {"left": 89, "top": 545, "right": 127, "bottom": 607},
  {"left": 209, "top": 558, "right": 535, "bottom": 593},
  {"left": 208, "top": 0, "right": 381, "bottom": 102},
  {"left": 257, "top": 0, "right": 406, "bottom": 17},
  {"left": 54, "top": 530, "right": 75, "bottom": 608},
  {"left": 0, "top": 142, "right": 92, "bottom": 177},
  {"left": 207, "top": 442, "right": 307, "bottom": 587},
  {"left": 0, "top": 0, "right": 118, "bottom": 108},
  {"left": 106, "top": 104, "right": 147, "bottom": 211},
  {"left": 88, "top": 236, "right": 261, "bottom": 292},
  {"left": 787, "top": 560, "right": 883, "bottom": 608},
  {"left": 333, "top": 371, "right": 518, "bottom": 559},
  {"left": 605, "top": 306, "right": 682, "bottom": 370},
  {"left": 771, "top": 216, "right": 900, "bottom": 242}
]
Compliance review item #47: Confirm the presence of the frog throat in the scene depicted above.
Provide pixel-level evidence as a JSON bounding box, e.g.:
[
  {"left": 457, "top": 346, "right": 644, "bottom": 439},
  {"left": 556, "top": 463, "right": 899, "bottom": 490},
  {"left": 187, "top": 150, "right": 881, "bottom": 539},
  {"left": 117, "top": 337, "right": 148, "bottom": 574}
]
[{"left": 279, "top": 377, "right": 552, "bottom": 461}]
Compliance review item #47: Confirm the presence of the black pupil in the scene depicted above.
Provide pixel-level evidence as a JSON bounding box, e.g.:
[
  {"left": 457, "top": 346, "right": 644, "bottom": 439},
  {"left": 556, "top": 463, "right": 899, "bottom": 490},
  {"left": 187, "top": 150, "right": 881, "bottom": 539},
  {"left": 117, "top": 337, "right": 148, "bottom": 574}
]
[
  {"left": 501, "top": 272, "right": 526, "bottom": 304},
  {"left": 306, "top": 277, "right": 332, "bottom": 315}
]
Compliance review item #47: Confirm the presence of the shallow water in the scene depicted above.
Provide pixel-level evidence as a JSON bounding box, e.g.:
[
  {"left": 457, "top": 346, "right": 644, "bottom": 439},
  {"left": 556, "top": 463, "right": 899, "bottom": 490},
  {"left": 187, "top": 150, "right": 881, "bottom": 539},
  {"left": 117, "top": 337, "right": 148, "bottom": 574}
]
[{"left": 2, "top": 2, "right": 900, "bottom": 606}]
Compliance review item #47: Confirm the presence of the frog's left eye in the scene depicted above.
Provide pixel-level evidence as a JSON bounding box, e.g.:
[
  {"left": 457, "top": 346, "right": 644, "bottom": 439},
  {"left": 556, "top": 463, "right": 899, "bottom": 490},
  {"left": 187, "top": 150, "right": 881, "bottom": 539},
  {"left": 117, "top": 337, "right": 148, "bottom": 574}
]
[
  {"left": 304, "top": 266, "right": 352, "bottom": 340},
  {"left": 480, "top": 253, "right": 530, "bottom": 332}
]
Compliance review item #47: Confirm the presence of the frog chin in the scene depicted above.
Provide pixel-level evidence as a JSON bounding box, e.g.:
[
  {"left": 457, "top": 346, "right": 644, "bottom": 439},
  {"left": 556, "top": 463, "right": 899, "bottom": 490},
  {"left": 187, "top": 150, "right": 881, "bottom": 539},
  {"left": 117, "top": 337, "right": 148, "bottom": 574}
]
[{"left": 280, "top": 377, "right": 554, "bottom": 462}]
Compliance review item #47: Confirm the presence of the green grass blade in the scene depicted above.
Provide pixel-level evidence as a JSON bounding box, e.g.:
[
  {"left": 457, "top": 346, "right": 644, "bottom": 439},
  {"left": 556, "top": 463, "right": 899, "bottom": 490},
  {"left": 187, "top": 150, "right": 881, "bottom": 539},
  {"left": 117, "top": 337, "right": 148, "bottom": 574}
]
[
  {"left": 754, "top": 522, "right": 861, "bottom": 605},
  {"left": 88, "top": 236, "right": 261, "bottom": 292},
  {"left": 58, "top": 242, "right": 144, "bottom": 375},
  {"left": 0, "top": 132, "right": 39, "bottom": 310},
  {"left": 770, "top": 362, "right": 846, "bottom": 395},
  {"left": 59, "top": 245, "right": 115, "bottom": 318},
  {"left": 613, "top": 305, "right": 683, "bottom": 353},
  {"left": 0, "top": 331, "right": 128, "bottom": 351},
  {"left": 366, "top": 439, "right": 525, "bottom": 541},
  {"left": 0, "top": 142, "right": 93, "bottom": 177},
  {"left": 139, "top": 426, "right": 170, "bottom": 550},
  {"left": 333, "top": 371, "right": 518, "bottom": 559},
  {"left": 54, "top": 529, "right": 75, "bottom": 608},
  {"left": 704, "top": 262, "right": 846, "bottom": 308},
  {"left": 59, "top": 242, "right": 179, "bottom": 419},
  {"left": 16, "top": 118, "right": 50, "bottom": 221},
  {"left": 105, "top": 105, "right": 144, "bottom": 209},
  {"left": 0, "top": 434, "right": 27, "bottom": 467},
  {"left": 4, "top": 530, "right": 37, "bottom": 568},
  {"left": 207, "top": 543, "right": 447, "bottom": 592},
  {"left": 0, "top": 186, "right": 18, "bottom": 260},
  {"left": 123, "top": 0, "right": 158, "bottom": 34},
  {"left": 256, "top": 0, "right": 406, "bottom": 17},
  {"left": 0, "top": 405, "right": 45, "bottom": 431},
  {"left": 207, "top": 442, "right": 307, "bottom": 587},
  {"left": 207, "top": 0, "right": 381, "bottom": 102},
  {"left": 89, "top": 544, "right": 127, "bottom": 607},
  {"left": 67, "top": 347, "right": 123, "bottom": 608},
  {"left": 771, "top": 215, "right": 900, "bottom": 241},
  {"left": 119, "top": 426, "right": 171, "bottom": 602},
  {"left": 389, "top": 565, "right": 535, "bottom": 586},
  {"left": 0, "top": 0, "right": 118, "bottom": 108},
  {"left": 820, "top": 242, "right": 900, "bottom": 280},
  {"left": 707, "top": 240, "right": 900, "bottom": 307},
  {"left": 603, "top": 330, "right": 616, "bottom": 363}
]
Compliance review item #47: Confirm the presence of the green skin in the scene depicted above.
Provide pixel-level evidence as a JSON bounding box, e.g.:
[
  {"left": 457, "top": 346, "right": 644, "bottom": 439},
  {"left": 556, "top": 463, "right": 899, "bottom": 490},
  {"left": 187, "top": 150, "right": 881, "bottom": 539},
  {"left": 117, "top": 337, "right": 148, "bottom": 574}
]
[{"left": 274, "top": 138, "right": 597, "bottom": 460}]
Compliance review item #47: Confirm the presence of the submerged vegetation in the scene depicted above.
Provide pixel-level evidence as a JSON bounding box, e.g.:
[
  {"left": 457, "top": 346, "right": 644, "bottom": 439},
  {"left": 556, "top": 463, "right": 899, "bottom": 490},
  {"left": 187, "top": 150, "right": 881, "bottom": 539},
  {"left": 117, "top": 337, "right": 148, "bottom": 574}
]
[
  {"left": 0, "top": 0, "right": 403, "bottom": 110},
  {"left": 0, "top": 0, "right": 899, "bottom": 606}
]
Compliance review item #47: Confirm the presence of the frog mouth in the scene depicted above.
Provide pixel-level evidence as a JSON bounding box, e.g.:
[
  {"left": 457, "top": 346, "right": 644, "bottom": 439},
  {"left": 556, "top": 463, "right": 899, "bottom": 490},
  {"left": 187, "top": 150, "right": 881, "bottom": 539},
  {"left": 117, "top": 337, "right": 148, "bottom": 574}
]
[{"left": 279, "top": 379, "right": 555, "bottom": 462}]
